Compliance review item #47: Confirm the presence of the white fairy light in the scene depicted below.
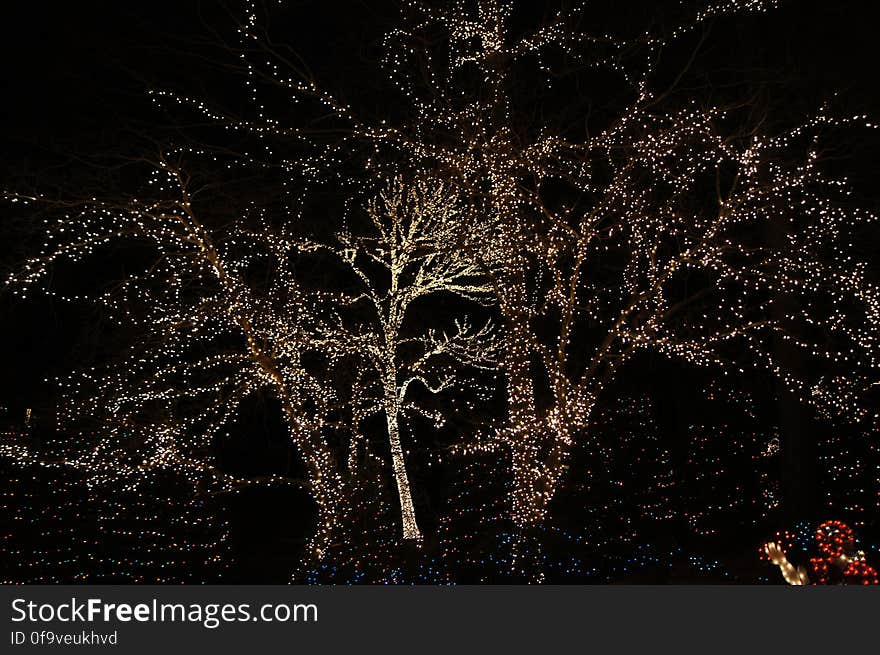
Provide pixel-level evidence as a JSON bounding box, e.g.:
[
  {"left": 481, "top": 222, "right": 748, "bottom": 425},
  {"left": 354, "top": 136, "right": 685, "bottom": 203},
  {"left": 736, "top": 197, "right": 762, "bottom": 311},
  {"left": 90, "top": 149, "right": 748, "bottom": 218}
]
[{"left": 4, "top": 0, "right": 878, "bottom": 577}]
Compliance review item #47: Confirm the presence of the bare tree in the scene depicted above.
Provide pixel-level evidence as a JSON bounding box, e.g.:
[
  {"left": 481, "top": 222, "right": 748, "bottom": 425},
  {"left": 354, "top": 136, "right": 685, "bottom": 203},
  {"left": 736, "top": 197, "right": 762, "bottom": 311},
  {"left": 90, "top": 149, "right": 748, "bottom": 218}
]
[
  {"left": 3, "top": 153, "right": 361, "bottom": 562},
  {"left": 7, "top": 1, "right": 879, "bottom": 580},
  {"left": 307, "top": 175, "right": 498, "bottom": 540},
  {"left": 170, "top": 0, "right": 876, "bottom": 537}
]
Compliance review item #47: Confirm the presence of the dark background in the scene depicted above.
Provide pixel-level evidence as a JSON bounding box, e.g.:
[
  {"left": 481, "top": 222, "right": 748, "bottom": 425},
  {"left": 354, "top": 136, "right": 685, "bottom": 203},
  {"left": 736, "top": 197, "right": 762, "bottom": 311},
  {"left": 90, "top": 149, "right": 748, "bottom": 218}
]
[{"left": 0, "top": 0, "right": 878, "bottom": 583}]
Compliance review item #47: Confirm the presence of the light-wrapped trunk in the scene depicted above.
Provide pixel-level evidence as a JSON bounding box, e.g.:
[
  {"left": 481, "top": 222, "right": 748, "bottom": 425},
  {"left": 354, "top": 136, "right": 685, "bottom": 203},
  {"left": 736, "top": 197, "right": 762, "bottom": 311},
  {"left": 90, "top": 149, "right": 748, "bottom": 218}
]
[
  {"left": 503, "top": 315, "right": 548, "bottom": 529},
  {"left": 304, "top": 466, "right": 345, "bottom": 563},
  {"left": 509, "top": 418, "right": 573, "bottom": 530},
  {"left": 383, "top": 387, "right": 422, "bottom": 541}
]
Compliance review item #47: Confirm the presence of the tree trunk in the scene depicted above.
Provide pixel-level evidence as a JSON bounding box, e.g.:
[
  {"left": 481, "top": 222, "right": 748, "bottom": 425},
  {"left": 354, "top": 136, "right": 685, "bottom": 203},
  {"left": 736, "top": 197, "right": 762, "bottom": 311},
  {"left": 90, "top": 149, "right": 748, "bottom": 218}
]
[
  {"left": 767, "top": 213, "right": 818, "bottom": 523},
  {"left": 305, "top": 467, "right": 344, "bottom": 563},
  {"left": 509, "top": 417, "right": 574, "bottom": 582},
  {"left": 479, "top": 2, "right": 554, "bottom": 542},
  {"left": 511, "top": 443, "right": 550, "bottom": 528},
  {"left": 384, "top": 392, "right": 422, "bottom": 541},
  {"left": 280, "top": 402, "right": 344, "bottom": 567},
  {"left": 510, "top": 419, "right": 573, "bottom": 530},
  {"left": 498, "top": 281, "right": 548, "bottom": 529}
]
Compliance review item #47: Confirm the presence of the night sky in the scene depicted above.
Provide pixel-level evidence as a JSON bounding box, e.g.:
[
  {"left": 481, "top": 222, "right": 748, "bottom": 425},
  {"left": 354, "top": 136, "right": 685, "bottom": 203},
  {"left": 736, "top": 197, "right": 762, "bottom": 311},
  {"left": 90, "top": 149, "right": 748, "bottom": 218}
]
[{"left": 1, "top": 1, "right": 878, "bottom": 583}]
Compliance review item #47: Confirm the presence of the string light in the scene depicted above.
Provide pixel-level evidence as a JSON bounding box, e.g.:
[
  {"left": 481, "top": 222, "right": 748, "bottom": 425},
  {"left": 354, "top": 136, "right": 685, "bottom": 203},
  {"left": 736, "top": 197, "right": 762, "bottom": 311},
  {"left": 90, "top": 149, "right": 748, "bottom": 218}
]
[
  {"left": 149, "top": 0, "right": 879, "bottom": 535},
  {"left": 0, "top": 425, "right": 231, "bottom": 583},
  {"left": 763, "top": 520, "right": 879, "bottom": 585},
  {"left": 3, "top": 0, "right": 878, "bottom": 580}
]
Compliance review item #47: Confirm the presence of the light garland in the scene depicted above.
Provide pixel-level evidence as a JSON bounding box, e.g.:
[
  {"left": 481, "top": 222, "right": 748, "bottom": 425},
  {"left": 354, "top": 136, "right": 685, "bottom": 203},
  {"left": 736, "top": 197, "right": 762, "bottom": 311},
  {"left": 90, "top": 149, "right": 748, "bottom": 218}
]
[
  {"left": 0, "top": 427, "right": 231, "bottom": 583},
  {"left": 3, "top": 0, "right": 879, "bottom": 580}
]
